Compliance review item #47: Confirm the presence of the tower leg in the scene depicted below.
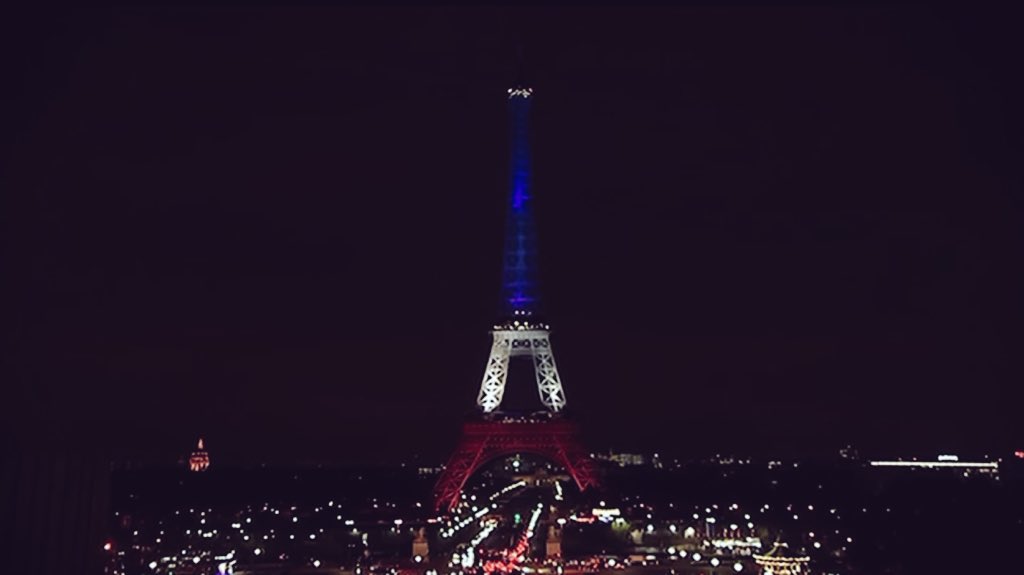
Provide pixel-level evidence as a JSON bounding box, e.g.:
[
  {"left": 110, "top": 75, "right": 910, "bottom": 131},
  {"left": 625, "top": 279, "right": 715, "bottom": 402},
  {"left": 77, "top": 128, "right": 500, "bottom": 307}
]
[
  {"left": 433, "top": 435, "right": 487, "bottom": 512},
  {"left": 532, "top": 335, "right": 566, "bottom": 412},
  {"left": 477, "top": 335, "right": 511, "bottom": 412},
  {"left": 558, "top": 436, "right": 599, "bottom": 491}
]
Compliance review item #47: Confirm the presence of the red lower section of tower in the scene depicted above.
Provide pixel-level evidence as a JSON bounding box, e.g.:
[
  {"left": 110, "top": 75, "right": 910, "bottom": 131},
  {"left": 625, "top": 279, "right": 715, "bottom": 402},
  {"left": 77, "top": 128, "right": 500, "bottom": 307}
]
[{"left": 433, "top": 419, "right": 599, "bottom": 512}]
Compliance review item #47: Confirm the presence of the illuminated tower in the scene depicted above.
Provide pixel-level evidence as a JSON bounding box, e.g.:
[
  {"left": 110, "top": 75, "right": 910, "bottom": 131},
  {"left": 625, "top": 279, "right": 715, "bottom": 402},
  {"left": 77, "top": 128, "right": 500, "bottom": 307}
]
[
  {"left": 476, "top": 85, "right": 566, "bottom": 413},
  {"left": 188, "top": 437, "right": 210, "bottom": 472},
  {"left": 433, "top": 82, "right": 597, "bottom": 511}
]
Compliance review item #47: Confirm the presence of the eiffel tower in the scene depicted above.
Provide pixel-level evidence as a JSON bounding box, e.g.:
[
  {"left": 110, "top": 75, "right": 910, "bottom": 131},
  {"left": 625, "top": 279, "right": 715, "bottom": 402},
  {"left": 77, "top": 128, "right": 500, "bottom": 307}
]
[{"left": 433, "top": 80, "right": 599, "bottom": 512}]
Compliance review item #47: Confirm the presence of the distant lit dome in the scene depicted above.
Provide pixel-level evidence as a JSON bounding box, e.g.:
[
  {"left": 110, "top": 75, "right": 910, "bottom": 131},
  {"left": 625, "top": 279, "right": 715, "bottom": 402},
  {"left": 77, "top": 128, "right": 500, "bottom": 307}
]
[{"left": 189, "top": 437, "right": 210, "bottom": 472}]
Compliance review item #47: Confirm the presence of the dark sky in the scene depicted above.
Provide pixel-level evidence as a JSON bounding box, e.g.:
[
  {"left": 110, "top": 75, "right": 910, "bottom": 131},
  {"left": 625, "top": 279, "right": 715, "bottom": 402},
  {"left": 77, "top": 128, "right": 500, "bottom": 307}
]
[{"left": 3, "top": 7, "right": 1021, "bottom": 465}]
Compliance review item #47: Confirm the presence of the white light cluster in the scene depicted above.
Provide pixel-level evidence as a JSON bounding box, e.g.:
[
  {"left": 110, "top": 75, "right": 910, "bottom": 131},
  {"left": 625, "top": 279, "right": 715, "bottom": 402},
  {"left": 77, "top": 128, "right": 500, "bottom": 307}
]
[
  {"left": 441, "top": 506, "right": 491, "bottom": 538},
  {"left": 490, "top": 480, "right": 527, "bottom": 501},
  {"left": 525, "top": 502, "right": 544, "bottom": 537},
  {"left": 470, "top": 520, "right": 498, "bottom": 547},
  {"left": 710, "top": 537, "right": 762, "bottom": 549},
  {"left": 870, "top": 460, "right": 997, "bottom": 469},
  {"left": 507, "top": 87, "right": 533, "bottom": 99}
]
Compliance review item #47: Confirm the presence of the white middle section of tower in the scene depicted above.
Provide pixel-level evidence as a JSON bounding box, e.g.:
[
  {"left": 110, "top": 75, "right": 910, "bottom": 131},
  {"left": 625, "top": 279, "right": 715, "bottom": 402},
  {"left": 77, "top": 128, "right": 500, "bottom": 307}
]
[{"left": 476, "top": 328, "right": 567, "bottom": 413}]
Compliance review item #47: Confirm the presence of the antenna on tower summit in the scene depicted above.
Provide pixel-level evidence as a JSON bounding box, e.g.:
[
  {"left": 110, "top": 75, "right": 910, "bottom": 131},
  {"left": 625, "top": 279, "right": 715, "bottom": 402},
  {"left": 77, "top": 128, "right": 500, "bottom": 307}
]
[{"left": 514, "top": 44, "right": 527, "bottom": 88}]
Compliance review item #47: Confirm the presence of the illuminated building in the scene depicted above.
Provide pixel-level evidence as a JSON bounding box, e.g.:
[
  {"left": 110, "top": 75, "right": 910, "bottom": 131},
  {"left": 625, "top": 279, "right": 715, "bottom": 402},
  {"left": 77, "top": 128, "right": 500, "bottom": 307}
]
[
  {"left": 545, "top": 524, "right": 562, "bottom": 558},
  {"left": 412, "top": 527, "right": 429, "bottom": 559},
  {"left": 189, "top": 437, "right": 210, "bottom": 472},
  {"left": 752, "top": 541, "right": 810, "bottom": 575},
  {"left": 432, "top": 78, "right": 598, "bottom": 511},
  {"left": 594, "top": 451, "right": 647, "bottom": 467}
]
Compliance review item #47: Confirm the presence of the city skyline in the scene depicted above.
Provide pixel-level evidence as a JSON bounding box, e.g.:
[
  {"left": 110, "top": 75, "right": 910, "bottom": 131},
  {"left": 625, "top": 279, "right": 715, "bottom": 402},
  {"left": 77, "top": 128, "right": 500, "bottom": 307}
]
[{"left": 4, "top": 7, "right": 1021, "bottom": 466}]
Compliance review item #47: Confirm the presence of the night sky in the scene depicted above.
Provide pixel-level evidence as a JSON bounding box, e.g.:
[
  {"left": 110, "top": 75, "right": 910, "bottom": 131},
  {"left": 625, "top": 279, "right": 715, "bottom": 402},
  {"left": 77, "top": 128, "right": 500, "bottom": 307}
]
[{"left": 3, "top": 7, "right": 1021, "bottom": 465}]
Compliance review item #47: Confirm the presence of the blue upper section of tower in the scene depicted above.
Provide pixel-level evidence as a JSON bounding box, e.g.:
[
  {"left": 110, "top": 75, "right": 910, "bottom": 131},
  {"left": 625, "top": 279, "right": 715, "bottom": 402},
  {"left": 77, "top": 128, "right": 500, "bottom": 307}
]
[{"left": 500, "top": 86, "right": 541, "bottom": 320}]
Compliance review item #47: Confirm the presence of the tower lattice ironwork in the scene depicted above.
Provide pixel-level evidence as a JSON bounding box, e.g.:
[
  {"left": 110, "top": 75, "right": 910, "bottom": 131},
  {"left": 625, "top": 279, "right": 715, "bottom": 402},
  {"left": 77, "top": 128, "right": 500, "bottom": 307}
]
[{"left": 433, "top": 83, "right": 598, "bottom": 512}]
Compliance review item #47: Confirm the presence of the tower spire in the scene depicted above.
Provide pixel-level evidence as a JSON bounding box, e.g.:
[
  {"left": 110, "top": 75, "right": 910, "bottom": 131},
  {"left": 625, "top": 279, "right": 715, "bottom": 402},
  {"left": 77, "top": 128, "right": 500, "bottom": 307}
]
[
  {"left": 514, "top": 44, "right": 527, "bottom": 88},
  {"left": 501, "top": 71, "right": 538, "bottom": 320}
]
